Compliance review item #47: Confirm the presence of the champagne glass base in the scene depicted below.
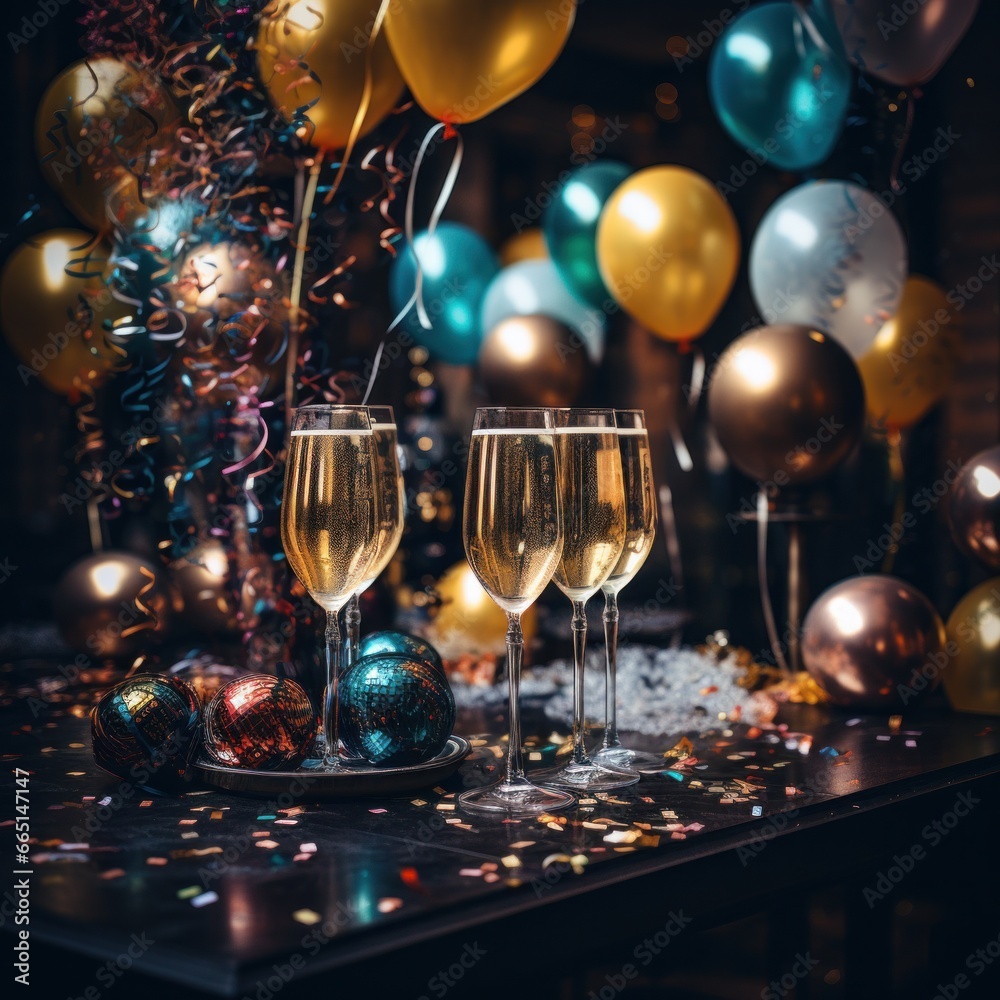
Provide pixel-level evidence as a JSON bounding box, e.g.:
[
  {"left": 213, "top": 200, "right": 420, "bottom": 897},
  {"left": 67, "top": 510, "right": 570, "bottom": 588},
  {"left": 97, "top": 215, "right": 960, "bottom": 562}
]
[
  {"left": 537, "top": 760, "right": 640, "bottom": 792},
  {"left": 593, "top": 746, "right": 665, "bottom": 771},
  {"left": 458, "top": 780, "right": 576, "bottom": 816}
]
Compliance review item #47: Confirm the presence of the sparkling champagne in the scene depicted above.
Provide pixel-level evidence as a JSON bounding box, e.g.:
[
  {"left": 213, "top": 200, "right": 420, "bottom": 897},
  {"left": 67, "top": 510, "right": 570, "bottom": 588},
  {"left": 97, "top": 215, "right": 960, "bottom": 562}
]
[
  {"left": 605, "top": 427, "right": 657, "bottom": 593},
  {"left": 281, "top": 429, "right": 380, "bottom": 610},
  {"left": 553, "top": 427, "right": 627, "bottom": 601},
  {"left": 359, "top": 422, "right": 405, "bottom": 590},
  {"left": 463, "top": 429, "right": 564, "bottom": 613}
]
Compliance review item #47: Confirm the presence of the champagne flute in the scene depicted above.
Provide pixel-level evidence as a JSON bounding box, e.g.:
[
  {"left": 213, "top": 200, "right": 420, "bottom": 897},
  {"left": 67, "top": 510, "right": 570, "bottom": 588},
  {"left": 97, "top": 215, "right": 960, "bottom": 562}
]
[
  {"left": 281, "top": 405, "right": 382, "bottom": 772},
  {"left": 458, "top": 407, "right": 575, "bottom": 815},
  {"left": 592, "top": 409, "right": 661, "bottom": 770},
  {"left": 343, "top": 406, "right": 405, "bottom": 666},
  {"left": 541, "top": 408, "right": 637, "bottom": 792}
]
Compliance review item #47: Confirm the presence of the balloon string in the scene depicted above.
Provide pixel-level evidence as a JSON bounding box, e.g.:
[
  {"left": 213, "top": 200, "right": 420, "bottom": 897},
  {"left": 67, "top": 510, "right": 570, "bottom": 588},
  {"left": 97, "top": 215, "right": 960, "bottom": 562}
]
[
  {"left": 792, "top": 0, "right": 833, "bottom": 57},
  {"left": 890, "top": 91, "right": 918, "bottom": 195},
  {"left": 667, "top": 420, "right": 693, "bottom": 473},
  {"left": 882, "top": 426, "right": 905, "bottom": 573},
  {"left": 686, "top": 345, "right": 706, "bottom": 415},
  {"left": 757, "top": 491, "right": 790, "bottom": 675},
  {"left": 324, "top": 0, "right": 393, "bottom": 209},
  {"left": 368, "top": 122, "right": 464, "bottom": 405},
  {"left": 286, "top": 151, "right": 324, "bottom": 422}
]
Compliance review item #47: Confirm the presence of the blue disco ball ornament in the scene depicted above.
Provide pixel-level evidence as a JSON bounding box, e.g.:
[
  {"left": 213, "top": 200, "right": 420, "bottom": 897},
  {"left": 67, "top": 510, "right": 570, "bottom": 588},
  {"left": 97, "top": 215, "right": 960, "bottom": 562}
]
[
  {"left": 91, "top": 675, "right": 201, "bottom": 790},
  {"left": 340, "top": 655, "right": 455, "bottom": 766},
  {"left": 357, "top": 631, "right": 444, "bottom": 674}
]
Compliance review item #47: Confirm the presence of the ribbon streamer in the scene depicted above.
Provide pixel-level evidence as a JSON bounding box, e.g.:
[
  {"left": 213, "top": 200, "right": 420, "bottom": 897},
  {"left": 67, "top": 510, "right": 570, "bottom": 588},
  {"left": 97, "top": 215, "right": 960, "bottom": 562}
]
[
  {"left": 882, "top": 427, "right": 906, "bottom": 573},
  {"left": 757, "top": 491, "right": 790, "bottom": 675}
]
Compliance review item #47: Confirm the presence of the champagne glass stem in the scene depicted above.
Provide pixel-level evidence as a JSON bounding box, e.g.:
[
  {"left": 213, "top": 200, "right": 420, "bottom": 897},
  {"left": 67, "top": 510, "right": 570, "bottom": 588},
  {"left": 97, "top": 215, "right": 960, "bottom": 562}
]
[
  {"left": 323, "top": 609, "right": 343, "bottom": 770},
  {"left": 344, "top": 593, "right": 361, "bottom": 668},
  {"left": 570, "top": 599, "right": 591, "bottom": 767},
  {"left": 602, "top": 590, "right": 621, "bottom": 751},
  {"left": 505, "top": 612, "right": 526, "bottom": 784}
]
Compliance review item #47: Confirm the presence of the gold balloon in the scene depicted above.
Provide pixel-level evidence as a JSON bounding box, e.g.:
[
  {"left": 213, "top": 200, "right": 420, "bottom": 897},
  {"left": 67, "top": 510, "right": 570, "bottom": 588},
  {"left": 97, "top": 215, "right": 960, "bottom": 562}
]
[
  {"left": 857, "top": 275, "right": 957, "bottom": 430},
  {"left": 170, "top": 540, "right": 240, "bottom": 635},
  {"left": 479, "top": 315, "right": 590, "bottom": 407},
  {"left": 802, "top": 575, "right": 946, "bottom": 708},
  {"left": 54, "top": 552, "right": 174, "bottom": 659},
  {"left": 596, "top": 166, "right": 739, "bottom": 342},
  {"left": 707, "top": 325, "right": 865, "bottom": 487},
  {"left": 428, "top": 560, "right": 537, "bottom": 658},
  {"left": 0, "top": 230, "right": 125, "bottom": 395},
  {"left": 499, "top": 229, "right": 548, "bottom": 267},
  {"left": 943, "top": 578, "right": 1000, "bottom": 714},
  {"left": 35, "top": 57, "right": 179, "bottom": 231},
  {"left": 256, "top": 0, "right": 404, "bottom": 151},
  {"left": 948, "top": 446, "right": 1000, "bottom": 570},
  {"left": 385, "top": 0, "right": 576, "bottom": 124}
]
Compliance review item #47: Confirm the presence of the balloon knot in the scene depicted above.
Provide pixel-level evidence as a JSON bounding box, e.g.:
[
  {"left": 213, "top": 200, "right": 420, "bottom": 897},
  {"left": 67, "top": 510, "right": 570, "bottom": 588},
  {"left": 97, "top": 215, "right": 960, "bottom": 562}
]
[
  {"left": 441, "top": 119, "right": 458, "bottom": 141},
  {"left": 677, "top": 339, "right": 692, "bottom": 355}
]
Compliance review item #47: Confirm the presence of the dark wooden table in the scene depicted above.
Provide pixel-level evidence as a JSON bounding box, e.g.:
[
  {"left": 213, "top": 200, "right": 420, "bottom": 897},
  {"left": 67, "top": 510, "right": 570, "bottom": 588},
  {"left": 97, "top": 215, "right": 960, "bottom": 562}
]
[{"left": 3, "top": 659, "right": 999, "bottom": 999}]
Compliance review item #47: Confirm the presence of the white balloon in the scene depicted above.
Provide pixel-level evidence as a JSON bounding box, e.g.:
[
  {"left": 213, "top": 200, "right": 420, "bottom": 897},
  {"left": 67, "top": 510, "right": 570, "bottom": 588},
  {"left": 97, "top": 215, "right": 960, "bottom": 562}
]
[
  {"left": 480, "top": 259, "right": 606, "bottom": 363},
  {"left": 749, "top": 180, "right": 908, "bottom": 358}
]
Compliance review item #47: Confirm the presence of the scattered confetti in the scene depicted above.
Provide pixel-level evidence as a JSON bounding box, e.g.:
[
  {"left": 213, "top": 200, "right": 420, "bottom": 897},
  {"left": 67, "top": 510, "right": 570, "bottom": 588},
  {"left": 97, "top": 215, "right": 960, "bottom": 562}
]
[{"left": 293, "top": 909, "right": 322, "bottom": 925}]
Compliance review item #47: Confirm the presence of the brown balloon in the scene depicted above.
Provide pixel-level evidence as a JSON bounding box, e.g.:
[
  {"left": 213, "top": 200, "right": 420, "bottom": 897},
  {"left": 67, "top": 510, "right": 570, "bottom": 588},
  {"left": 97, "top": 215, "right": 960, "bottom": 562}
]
[
  {"left": 54, "top": 552, "right": 174, "bottom": 659},
  {"left": 479, "top": 315, "right": 590, "bottom": 407},
  {"left": 708, "top": 325, "right": 865, "bottom": 487},
  {"left": 943, "top": 578, "right": 1000, "bottom": 715},
  {"left": 947, "top": 446, "right": 1000, "bottom": 570},
  {"left": 802, "top": 575, "right": 946, "bottom": 708}
]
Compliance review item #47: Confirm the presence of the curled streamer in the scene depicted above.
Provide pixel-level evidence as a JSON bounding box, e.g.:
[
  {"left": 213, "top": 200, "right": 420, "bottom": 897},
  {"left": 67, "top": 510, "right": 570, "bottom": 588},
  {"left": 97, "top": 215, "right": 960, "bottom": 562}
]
[{"left": 120, "top": 564, "right": 160, "bottom": 638}]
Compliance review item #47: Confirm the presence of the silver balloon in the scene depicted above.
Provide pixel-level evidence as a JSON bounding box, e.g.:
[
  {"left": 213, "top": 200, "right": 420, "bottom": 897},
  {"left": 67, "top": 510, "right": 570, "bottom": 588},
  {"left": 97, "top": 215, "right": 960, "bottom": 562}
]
[{"left": 749, "top": 180, "right": 907, "bottom": 359}]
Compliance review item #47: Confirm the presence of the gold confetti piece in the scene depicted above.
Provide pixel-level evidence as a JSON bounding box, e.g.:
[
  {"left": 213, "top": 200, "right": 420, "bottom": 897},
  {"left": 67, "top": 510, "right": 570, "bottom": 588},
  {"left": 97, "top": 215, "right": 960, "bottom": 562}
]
[
  {"left": 210, "top": 811, "right": 223, "bottom": 820},
  {"left": 180, "top": 832, "right": 199, "bottom": 840},
  {"left": 500, "top": 855, "right": 521, "bottom": 868},
  {"left": 293, "top": 909, "right": 322, "bottom": 925},
  {"left": 480, "top": 862, "right": 499, "bottom": 872},
  {"left": 436, "top": 803, "right": 455, "bottom": 812},
  {"left": 578, "top": 798, "right": 597, "bottom": 805},
  {"left": 445, "top": 817, "right": 462, "bottom": 825},
  {"left": 603, "top": 830, "right": 636, "bottom": 844},
  {"left": 179, "top": 819, "right": 197, "bottom": 826},
  {"left": 432, "top": 786, "right": 446, "bottom": 794},
  {"left": 508, "top": 842, "right": 534, "bottom": 850},
  {"left": 377, "top": 897, "right": 403, "bottom": 913},
  {"left": 256, "top": 840, "right": 279, "bottom": 849},
  {"left": 252, "top": 831, "right": 270, "bottom": 838},
  {"left": 528, "top": 752, "right": 542, "bottom": 761},
  {"left": 68, "top": 743, "right": 85, "bottom": 749},
  {"left": 146, "top": 857, "right": 168, "bottom": 866},
  {"left": 411, "top": 799, "right": 428, "bottom": 807},
  {"left": 483, "top": 872, "right": 500, "bottom": 883},
  {"left": 177, "top": 886, "right": 201, "bottom": 899},
  {"left": 546, "top": 822, "right": 563, "bottom": 833},
  {"left": 582, "top": 821, "right": 607, "bottom": 831},
  {"left": 453, "top": 823, "right": 474, "bottom": 831},
  {"left": 613, "top": 846, "right": 637, "bottom": 853},
  {"left": 140, "top": 800, "right": 153, "bottom": 808},
  {"left": 66, "top": 771, "right": 85, "bottom": 776},
  {"left": 100, "top": 869, "right": 125, "bottom": 880},
  {"left": 470, "top": 739, "right": 488, "bottom": 747}
]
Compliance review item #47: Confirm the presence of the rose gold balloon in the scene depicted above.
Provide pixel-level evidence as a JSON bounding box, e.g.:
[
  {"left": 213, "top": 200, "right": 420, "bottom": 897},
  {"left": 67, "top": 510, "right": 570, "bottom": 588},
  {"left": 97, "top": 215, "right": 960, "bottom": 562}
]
[
  {"left": 802, "top": 575, "right": 946, "bottom": 708},
  {"left": 708, "top": 325, "right": 865, "bottom": 487},
  {"left": 948, "top": 446, "right": 1000, "bottom": 570},
  {"left": 54, "top": 552, "right": 173, "bottom": 659},
  {"left": 479, "top": 315, "right": 589, "bottom": 407},
  {"left": 170, "top": 540, "right": 240, "bottom": 635}
]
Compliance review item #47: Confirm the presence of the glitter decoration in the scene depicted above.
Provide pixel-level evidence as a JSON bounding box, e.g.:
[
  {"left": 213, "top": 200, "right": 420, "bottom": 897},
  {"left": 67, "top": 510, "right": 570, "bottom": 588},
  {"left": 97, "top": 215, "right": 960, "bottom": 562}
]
[
  {"left": 90, "top": 674, "right": 201, "bottom": 789},
  {"left": 357, "top": 631, "right": 444, "bottom": 674},
  {"left": 340, "top": 655, "right": 456, "bottom": 766},
  {"left": 203, "top": 675, "right": 316, "bottom": 771}
]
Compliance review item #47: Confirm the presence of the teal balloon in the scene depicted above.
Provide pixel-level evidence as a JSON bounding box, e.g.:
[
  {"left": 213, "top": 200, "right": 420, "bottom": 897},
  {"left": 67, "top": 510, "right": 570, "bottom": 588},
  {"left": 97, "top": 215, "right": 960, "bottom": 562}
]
[
  {"left": 389, "top": 222, "right": 498, "bottom": 365},
  {"left": 480, "top": 260, "right": 606, "bottom": 363},
  {"left": 543, "top": 161, "right": 630, "bottom": 309},
  {"left": 708, "top": 1, "right": 851, "bottom": 172}
]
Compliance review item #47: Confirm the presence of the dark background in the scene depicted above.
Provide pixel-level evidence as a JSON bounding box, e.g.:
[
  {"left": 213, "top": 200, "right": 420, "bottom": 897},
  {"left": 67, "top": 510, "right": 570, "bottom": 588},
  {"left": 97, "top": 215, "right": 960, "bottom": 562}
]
[{"left": 0, "top": 0, "right": 997, "bottom": 654}]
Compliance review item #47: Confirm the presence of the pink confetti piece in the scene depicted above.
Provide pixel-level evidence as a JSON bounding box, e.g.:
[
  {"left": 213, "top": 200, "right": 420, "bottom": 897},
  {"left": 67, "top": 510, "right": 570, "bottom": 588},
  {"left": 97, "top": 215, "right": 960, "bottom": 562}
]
[
  {"left": 299, "top": 843, "right": 317, "bottom": 853},
  {"left": 146, "top": 857, "right": 168, "bottom": 866},
  {"left": 100, "top": 869, "right": 126, "bottom": 880},
  {"left": 458, "top": 868, "right": 483, "bottom": 877},
  {"left": 377, "top": 897, "right": 403, "bottom": 913},
  {"left": 256, "top": 840, "right": 279, "bottom": 849},
  {"left": 369, "top": 808, "right": 388, "bottom": 814}
]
